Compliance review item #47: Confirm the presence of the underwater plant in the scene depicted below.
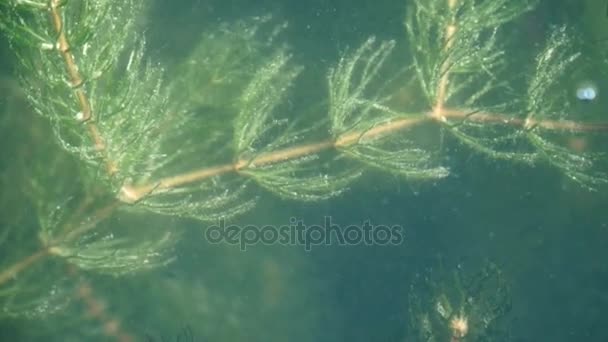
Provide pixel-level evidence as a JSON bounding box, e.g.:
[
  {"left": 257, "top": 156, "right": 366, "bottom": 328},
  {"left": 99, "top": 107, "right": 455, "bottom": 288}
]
[
  {"left": 407, "top": 261, "right": 511, "bottom": 341},
  {"left": 0, "top": 0, "right": 606, "bottom": 340}
]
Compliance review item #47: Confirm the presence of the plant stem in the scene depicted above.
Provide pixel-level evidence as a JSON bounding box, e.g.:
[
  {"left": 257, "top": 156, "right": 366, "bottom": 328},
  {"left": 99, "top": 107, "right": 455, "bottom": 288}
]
[
  {"left": 0, "top": 200, "right": 120, "bottom": 287},
  {"left": 119, "top": 105, "right": 608, "bottom": 204},
  {"left": 49, "top": 0, "right": 117, "bottom": 175},
  {"left": 0, "top": 249, "right": 50, "bottom": 286},
  {"left": 431, "top": 0, "right": 458, "bottom": 120}
]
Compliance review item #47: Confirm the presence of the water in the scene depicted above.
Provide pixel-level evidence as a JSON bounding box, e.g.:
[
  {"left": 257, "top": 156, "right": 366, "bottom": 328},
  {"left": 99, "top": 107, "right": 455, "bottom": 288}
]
[{"left": 1, "top": 0, "right": 607, "bottom": 341}]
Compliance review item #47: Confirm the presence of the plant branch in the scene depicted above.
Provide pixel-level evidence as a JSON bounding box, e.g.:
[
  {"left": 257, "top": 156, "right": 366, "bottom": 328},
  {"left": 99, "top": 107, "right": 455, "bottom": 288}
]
[
  {"left": 431, "top": 0, "right": 458, "bottom": 120},
  {"left": 0, "top": 200, "right": 120, "bottom": 287},
  {"left": 119, "top": 105, "right": 608, "bottom": 204},
  {"left": 67, "top": 265, "right": 135, "bottom": 342},
  {"left": 49, "top": 0, "right": 117, "bottom": 175},
  {"left": 0, "top": 249, "right": 50, "bottom": 286}
]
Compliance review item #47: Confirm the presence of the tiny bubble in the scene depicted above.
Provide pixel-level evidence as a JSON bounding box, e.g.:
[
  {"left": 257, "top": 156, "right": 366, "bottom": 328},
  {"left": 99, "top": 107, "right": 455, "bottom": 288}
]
[
  {"left": 40, "top": 42, "right": 55, "bottom": 50},
  {"left": 576, "top": 81, "right": 598, "bottom": 101}
]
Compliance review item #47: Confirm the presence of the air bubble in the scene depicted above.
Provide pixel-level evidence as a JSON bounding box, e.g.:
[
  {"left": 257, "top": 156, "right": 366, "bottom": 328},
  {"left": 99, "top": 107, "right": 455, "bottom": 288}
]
[
  {"left": 40, "top": 42, "right": 55, "bottom": 50},
  {"left": 75, "top": 111, "right": 85, "bottom": 121},
  {"left": 576, "top": 81, "right": 598, "bottom": 101}
]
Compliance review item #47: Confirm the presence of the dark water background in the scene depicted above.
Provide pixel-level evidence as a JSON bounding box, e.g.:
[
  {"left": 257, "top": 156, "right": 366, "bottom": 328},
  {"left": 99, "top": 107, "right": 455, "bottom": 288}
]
[{"left": 1, "top": 0, "right": 608, "bottom": 341}]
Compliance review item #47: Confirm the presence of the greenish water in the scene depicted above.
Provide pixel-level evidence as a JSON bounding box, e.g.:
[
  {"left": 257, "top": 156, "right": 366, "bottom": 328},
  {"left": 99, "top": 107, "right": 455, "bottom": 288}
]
[{"left": 1, "top": 0, "right": 608, "bottom": 341}]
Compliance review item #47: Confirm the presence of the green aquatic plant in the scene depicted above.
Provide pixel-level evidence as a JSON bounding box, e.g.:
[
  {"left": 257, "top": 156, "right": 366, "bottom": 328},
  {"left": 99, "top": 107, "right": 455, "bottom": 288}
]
[
  {"left": 407, "top": 261, "right": 511, "bottom": 341},
  {"left": 0, "top": 0, "right": 607, "bottom": 340}
]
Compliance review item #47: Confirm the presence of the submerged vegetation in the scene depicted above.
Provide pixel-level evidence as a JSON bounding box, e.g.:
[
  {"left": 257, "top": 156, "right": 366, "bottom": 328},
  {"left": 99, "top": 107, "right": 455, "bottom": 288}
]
[{"left": 0, "top": 0, "right": 606, "bottom": 340}]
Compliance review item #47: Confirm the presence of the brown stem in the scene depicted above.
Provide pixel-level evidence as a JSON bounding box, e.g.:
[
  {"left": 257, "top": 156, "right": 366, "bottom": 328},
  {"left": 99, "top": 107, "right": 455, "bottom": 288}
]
[
  {"left": 119, "top": 103, "right": 608, "bottom": 204},
  {"left": 431, "top": 0, "right": 458, "bottom": 120},
  {"left": 118, "top": 115, "right": 431, "bottom": 203},
  {"left": 59, "top": 200, "right": 122, "bottom": 244},
  {"left": 49, "top": 0, "right": 117, "bottom": 175},
  {"left": 68, "top": 265, "right": 135, "bottom": 342},
  {"left": 0, "top": 200, "right": 120, "bottom": 287},
  {"left": 441, "top": 108, "right": 608, "bottom": 132},
  {"left": 0, "top": 249, "right": 50, "bottom": 286}
]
